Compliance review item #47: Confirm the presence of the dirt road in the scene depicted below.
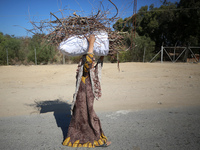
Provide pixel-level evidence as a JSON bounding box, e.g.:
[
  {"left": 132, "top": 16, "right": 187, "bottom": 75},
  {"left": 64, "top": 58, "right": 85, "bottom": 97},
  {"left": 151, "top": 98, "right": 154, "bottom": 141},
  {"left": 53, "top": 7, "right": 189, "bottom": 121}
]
[{"left": 0, "top": 62, "right": 200, "bottom": 117}]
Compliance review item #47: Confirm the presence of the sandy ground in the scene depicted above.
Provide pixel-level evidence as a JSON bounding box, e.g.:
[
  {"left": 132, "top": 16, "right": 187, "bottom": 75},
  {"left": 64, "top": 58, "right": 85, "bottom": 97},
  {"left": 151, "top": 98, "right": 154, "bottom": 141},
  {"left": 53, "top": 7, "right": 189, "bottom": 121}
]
[
  {"left": 0, "top": 62, "right": 200, "bottom": 117},
  {"left": 1, "top": 62, "right": 200, "bottom": 150}
]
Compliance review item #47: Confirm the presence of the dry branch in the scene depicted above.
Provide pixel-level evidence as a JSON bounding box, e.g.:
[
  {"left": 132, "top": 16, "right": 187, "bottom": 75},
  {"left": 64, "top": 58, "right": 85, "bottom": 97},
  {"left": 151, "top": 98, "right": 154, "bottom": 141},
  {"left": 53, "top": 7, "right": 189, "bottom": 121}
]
[{"left": 28, "top": 0, "right": 128, "bottom": 55}]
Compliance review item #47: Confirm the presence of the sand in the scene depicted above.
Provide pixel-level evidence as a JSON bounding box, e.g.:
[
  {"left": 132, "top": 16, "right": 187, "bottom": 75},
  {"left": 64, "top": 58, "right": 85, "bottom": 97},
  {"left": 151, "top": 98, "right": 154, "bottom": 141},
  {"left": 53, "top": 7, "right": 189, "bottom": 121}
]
[{"left": 0, "top": 62, "right": 200, "bottom": 117}]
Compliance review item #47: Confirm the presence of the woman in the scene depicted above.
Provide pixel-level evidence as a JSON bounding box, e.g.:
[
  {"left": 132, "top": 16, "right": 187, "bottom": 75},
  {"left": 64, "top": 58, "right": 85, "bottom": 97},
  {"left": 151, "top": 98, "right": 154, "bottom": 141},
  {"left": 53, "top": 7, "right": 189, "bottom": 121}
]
[{"left": 62, "top": 34, "right": 111, "bottom": 148}]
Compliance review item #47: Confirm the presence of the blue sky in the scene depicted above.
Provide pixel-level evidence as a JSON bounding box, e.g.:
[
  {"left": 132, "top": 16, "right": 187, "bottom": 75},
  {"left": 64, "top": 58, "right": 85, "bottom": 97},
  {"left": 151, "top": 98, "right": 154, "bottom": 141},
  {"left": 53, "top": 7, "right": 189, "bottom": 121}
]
[{"left": 0, "top": 0, "right": 179, "bottom": 37}]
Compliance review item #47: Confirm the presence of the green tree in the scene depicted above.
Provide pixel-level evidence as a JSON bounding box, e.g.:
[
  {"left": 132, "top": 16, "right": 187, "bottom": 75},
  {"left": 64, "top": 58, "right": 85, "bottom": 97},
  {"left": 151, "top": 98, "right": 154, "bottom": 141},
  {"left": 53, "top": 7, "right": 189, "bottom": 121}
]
[
  {"left": 0, "top": 32, "right": 7, "bottom": 65},
  {"left": 117, "top": 33, "right": 155, "bottom": 62},
  {"left": 113, "top": 18, "right": 124, "bottom": 31},
  {"left": 0, "top": 33, "right": 22, "bottom": 65},
  {"left": 137, "top": 3, "right": 178, "bottom": 47},
  {"left": 19, "top": 36, "right": 31, "bottom": 63},
  {"left": 28, "top": 34, "right": 56, "bottom": 64},
  {"left": 176, "top": 0, "right": 200, "bottom": 46}
]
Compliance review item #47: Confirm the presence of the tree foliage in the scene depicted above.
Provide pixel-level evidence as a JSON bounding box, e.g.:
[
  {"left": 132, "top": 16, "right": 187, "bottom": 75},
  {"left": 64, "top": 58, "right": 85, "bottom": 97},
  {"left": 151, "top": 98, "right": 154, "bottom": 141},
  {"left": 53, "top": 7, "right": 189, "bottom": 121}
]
[
  {"left": 0, "top": 33, "right": 22, "bottom": 65},
  {"left": 0, "top": 33, "right": 57, "bottom": 65},
  {"left": 113, "top": 0, "right": 200, "bottom": 52},
  {"left": 27, "top": 34, "right": 56, "bottom": 64},
  {"left": 175, "top": 0, "right": 200, "bottom": 45},
  {"left": 119, "top": 33, "right": 155, "bottom": 62}
]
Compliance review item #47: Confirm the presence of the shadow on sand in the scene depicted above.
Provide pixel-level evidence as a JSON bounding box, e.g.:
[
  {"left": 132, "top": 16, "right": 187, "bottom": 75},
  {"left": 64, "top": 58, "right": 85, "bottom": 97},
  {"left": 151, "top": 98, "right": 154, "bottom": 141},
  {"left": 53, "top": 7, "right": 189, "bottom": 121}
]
[{"left": 28, "top": 99, "right": 71, "bottom": 141}]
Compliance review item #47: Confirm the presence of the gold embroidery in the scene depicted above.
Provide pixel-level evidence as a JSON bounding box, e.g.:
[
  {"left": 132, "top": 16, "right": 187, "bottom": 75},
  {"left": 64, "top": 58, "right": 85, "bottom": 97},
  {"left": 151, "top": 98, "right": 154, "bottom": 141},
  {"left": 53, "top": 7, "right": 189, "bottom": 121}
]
[
  {"left": 98, "top": 139, "right": 104, "bottom": 145},
  {"left": 63, "top": 134, "right": 109, "bottom": 148},
  {"left": 74, "top": 140, "right": 80, "bottom": 144},
  {"left": 72, "top": 143, "right": 78, "bottom": 147},
  {"left": 82, "top": 143, "right": 88, "bottom": 147},
  {"left": 101, "top": 138, "right": 107, "bottom": 143},
  {"left": 72, "top": 140, "right": 79, "bottom": 147},
  {"left": 94, "top": 140, "right": 99, "bottom": 146},
  {"left": 62, "top": 137, "right": 70, "bottom": 146},
  {"left": 100, "top": 133, "right": 107, "bottom": 143},
  {"left": 68, "top": 142, "right": 72, "bottom": 147},
  {"left": 101, "top": 133, "right": 107, "bottom": 139},
  {"left": 88, "top": 142, "right": 93, "bottom": 148}
]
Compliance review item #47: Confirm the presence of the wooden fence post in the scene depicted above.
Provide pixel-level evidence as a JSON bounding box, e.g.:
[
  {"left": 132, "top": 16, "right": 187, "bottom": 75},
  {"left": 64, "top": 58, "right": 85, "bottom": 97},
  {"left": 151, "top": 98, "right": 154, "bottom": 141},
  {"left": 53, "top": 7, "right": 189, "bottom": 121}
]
[
  {"left": 161, "top": 45, "right": 163, "bottom": 63},
  {"left": 143, "top": 47, "right": 146, "bottom": 62},
  {"left": 63, "top": 54, "right": 65, "bottom": 64},
  {"left": 6, "top": 48, "right": 8, "bottom": 65},
  {"left": 34, "top": 48, "right": 37, "bottom": 65}
]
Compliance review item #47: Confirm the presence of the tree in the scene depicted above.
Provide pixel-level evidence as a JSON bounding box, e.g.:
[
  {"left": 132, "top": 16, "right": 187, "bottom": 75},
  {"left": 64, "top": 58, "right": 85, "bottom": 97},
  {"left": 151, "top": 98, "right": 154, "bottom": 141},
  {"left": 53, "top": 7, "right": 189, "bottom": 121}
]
[
  {"left": 137, "top": 3, "right": 178, "bottom": 47},
  {"left": 0, "top": 32, "right": 7, "bottom": 65},
  {"left": 0, "top": 32, "right": 58, "bottom": 65},
  {"left": 19, "top": 36, "right": 31, "bottom": 63},
  {"left": 176, "top": 0, "right": 200, "bottom": 46},
  {"left": 113, "top": 18, "right": 125, "bottom": 31},
  {"left": 116, "top": 33, "right": 155, "bottom": 62},
  {"left": 28, "top": 34, "right": 56, "bottom": 64},
  {"left": 0, "top": 33, "right": 21, "bottom": 65}
]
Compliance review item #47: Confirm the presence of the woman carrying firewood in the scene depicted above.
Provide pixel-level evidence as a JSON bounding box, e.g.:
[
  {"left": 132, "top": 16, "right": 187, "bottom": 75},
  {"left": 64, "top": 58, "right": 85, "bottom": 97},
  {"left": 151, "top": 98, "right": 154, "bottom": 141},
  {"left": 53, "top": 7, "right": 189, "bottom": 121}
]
[{"left": 62, "top": 34, "right": 111, "bottom": 148}]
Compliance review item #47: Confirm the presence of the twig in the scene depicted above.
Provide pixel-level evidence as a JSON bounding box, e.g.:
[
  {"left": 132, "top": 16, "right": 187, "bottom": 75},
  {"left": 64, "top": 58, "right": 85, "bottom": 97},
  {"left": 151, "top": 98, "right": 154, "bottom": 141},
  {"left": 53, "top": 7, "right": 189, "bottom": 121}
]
[
  {"left": 108, "top": 0, "right": 118, "bottom": 20},
  {"left": 26, "top": 0, "right": 129, "bottom": 55}
]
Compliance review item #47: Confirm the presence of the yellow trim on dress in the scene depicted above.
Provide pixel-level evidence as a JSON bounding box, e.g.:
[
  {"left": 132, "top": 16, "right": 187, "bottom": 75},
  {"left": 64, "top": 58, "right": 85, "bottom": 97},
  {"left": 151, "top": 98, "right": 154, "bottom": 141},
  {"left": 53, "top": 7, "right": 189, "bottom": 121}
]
[
  {"left": 88, "top": 142, "right": 93, "bottom": 148},
  {"left": 98, "top": 139, "right": 104, "bottom": 145},
  {"left": 68, "top": 142, "right": 72, "bottom": 147},
  {"left": 62, "top": 134, "right": 108, "bottom": 148},
  {"left": 93, "top": 140, "right": 99, "bottom": 146},
  {"left": 81, "top": 76, "right": 88, "bottom": 84},
  {"left": 83, "top": 142, "right": 89, "bottom": 147},
  {"left": 72, "top": 140, "right": 80, "bottom": 147},
  {"left": 62, "top": 137, "right": 70, "bottom": 146}
]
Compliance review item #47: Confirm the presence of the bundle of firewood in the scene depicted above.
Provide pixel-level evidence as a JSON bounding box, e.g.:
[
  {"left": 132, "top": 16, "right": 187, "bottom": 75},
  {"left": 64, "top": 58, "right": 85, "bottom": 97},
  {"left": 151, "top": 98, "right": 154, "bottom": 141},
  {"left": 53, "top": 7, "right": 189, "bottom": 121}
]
[{"left": 28, "top": 0, "right": 127, "bottom": 55}]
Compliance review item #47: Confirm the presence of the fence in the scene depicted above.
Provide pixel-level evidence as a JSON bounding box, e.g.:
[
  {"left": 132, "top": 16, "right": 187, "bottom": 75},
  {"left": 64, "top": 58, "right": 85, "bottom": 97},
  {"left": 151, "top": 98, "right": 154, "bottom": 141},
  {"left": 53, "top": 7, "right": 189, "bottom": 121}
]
[{"left": 150, "top": 46, "right": 200, "bottom": 63}]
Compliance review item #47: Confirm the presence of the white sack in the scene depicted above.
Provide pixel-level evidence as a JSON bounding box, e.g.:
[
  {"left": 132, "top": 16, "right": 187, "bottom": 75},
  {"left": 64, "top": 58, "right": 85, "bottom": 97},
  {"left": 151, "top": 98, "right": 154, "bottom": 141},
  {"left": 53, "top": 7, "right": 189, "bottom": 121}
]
[{"left": 59, "top": 31, "right": 109, "bottom": 56}]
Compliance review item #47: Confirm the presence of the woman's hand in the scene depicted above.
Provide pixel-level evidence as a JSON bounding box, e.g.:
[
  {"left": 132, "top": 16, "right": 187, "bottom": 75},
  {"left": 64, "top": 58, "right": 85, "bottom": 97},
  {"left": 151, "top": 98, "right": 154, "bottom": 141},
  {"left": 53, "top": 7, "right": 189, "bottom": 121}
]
[
  {"left": 87, "top": 34, "right": 95, "bottom": 44},
  {"left": 87, "top": 34, "right": 95, "bottom": 54}
]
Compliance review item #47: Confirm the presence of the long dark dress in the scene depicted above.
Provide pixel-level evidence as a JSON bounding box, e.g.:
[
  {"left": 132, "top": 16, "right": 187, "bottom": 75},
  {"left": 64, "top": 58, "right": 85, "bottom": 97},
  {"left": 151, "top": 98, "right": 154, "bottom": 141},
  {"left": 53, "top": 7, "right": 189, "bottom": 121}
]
[{"left": 62, "top": 54, "right": 108, "bottom": 148}]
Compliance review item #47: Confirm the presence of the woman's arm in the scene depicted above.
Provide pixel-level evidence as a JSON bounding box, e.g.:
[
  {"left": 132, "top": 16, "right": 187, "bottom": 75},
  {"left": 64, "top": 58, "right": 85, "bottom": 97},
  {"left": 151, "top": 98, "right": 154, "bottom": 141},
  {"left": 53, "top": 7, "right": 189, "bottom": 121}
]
[
  {"left": 87, "top": 34, "right": 95, "bottom": 54},
  {"left": 82, "top": 34, "right": 96, "bottom": 73}
]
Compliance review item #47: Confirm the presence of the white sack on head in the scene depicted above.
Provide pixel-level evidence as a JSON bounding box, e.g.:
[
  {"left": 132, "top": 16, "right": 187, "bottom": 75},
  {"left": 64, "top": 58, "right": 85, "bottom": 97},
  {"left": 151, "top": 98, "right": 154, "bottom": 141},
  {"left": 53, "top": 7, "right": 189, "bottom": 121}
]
[{"left": 59, "top": 31, "right": 109, "bottom": 56}]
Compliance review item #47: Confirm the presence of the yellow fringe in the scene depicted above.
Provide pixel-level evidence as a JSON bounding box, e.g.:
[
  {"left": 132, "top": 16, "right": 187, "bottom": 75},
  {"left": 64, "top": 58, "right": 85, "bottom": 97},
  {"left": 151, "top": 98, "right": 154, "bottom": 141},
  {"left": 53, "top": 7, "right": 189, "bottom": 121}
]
[
  {"left": 63, "top": 134, "right": 108, "bottom": 148},
  {"left": 62, "top": 137, "right": 70, "bottom": 146},
  {"left": 83, "top": 142, "right": 89, "bottom": 147},
  {"left": 101, "top": 133, "right": 107, "bottom": 139},
  {"left": 93, "top": 140, "right": 99, "bottom": 146},
  {"left": 88, "top": 142, "right": 93, "bottom": 148},
  {"left": 98, "top": 139, "right": 104, "bottom": 145},
  {"left": 74, "top": 140, "right": 80, "bottom": 144},
  {"left": 100, "top": 133, "right": 107, "bottom": 143},
  {"left": 68, "top": 142, "right": 72, "bottom": 147}
]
